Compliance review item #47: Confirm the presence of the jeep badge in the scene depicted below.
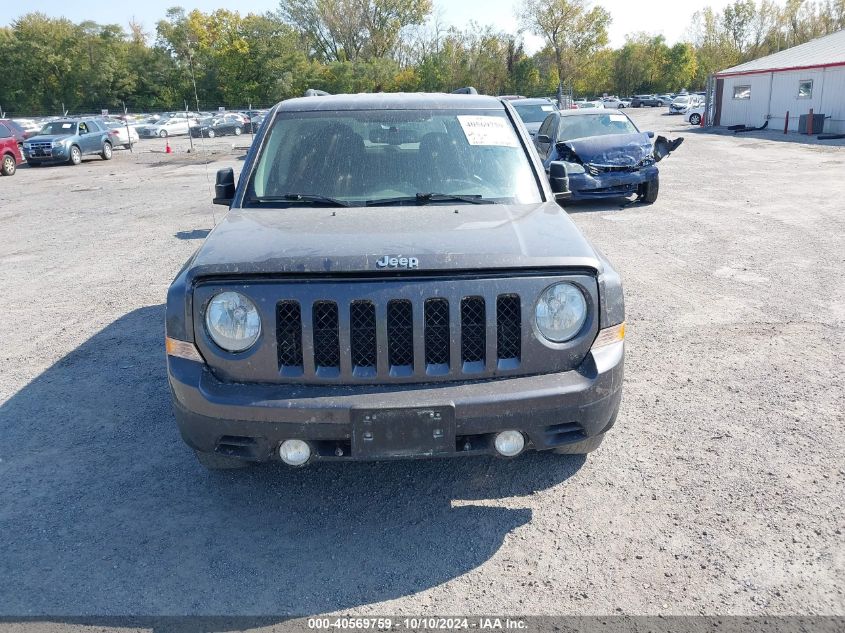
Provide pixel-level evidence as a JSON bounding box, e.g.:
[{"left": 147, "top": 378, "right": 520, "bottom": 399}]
[{"left": 376, "top": 255, "right": 419, "bottom": 269}]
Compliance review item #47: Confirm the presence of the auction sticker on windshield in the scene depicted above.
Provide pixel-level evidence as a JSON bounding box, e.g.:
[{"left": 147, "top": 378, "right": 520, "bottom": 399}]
[
  {"left": 609, "top": 114, "right": 628, "bottom": 122},
  {"left": 458, "top": 116, "right": 518, "bottom": 147}
]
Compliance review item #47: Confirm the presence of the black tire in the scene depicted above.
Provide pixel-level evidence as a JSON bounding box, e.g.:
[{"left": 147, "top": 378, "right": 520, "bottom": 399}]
[
  {"left": 1, "top": 153, "right": 16, "bottom": 176},
  {"left": 207, "top": 129, "right": 215, "bottom": 138},
  {"left": 689, "top": 113, "right": 701, "bottom": 125},
  {"left": 159, "top": 129, "right": 168, "bottom": 138},
  {"left": 553, "top": 434, "right": 605, "bottom": 455},
  {"left": 638, "top": 176, "right": 659, "bottom": 204},
  {"left": 101, "top": 141, "right": 113, "bottom": 160},
  {"left": 194, "top": 449, "right": 252, "bottom": 470},
  {"left": 69, "top": 145, "right": 82, "bottom": 166},
  {"left": 234, "top": 126, "right": 242, "bottom": 136}
]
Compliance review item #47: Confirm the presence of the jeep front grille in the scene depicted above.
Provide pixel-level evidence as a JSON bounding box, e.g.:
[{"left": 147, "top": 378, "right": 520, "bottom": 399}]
[
  {"left": 274, "top": 293, "right": 523, "bottom": 382},
  {"left": 197, "top": 274, "right": 599, "bottom": 385}
]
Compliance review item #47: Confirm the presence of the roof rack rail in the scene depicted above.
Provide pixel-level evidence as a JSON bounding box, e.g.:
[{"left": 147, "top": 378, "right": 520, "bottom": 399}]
[
  {"left": 304, "top": 89, "right": 331, "bottom": 97},
  {"left": 451, "top": 87, "right": 478, "bottom": 95}
]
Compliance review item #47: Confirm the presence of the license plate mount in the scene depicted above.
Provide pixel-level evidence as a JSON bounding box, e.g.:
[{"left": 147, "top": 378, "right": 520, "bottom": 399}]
[{"left": 352, "top": 406, "right": 455, "bottom": 459}]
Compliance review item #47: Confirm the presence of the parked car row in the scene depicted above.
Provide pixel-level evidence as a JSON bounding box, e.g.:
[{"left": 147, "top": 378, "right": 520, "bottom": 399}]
[{"left": 0, "top": 107, "right": 269, "bottom": 174}]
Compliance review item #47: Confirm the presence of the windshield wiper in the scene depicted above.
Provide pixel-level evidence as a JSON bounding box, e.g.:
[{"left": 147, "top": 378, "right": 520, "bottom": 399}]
[
  {"left": 366, "top": 193, "right": 491, "bottom": 206},
  {"left": 249, "top": 194, "right": 351, "bottom": 207}
]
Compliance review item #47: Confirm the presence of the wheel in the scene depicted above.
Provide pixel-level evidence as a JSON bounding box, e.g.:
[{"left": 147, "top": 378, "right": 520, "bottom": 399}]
[
  {"left": 207, "top": 129, "right": 215, "bottom": 138},
  {"left": 69, "top": 145, "right": 82, "bottom": 165},
  {"left": 689, "top": 113, "right": 701, "bottom": 126},
  {"left": 234, "top": 127, "right": 242, "bottom": 136},
  {"left": 194, "top": 449, "right": 252, "bottom": 470},
  {"left": 553, "top": 434, "right": 605, "bottom": 454},
  {"left": 101, "top": 142, "right": 113, "bottom": 160},
  {"left": 159, "top": 129, "right": 168, "bottom": 138},
  {"left": 1, "top": 153, "right": 16, "bottom": 176},
  {"left": 638, "top": 176, "right": 659, "bottom": 204}
]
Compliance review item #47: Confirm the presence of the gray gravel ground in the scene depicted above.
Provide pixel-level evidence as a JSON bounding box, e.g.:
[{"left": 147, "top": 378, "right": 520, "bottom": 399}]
[{"left": 0, "top": 109, "right": 843, "bottom": 620}]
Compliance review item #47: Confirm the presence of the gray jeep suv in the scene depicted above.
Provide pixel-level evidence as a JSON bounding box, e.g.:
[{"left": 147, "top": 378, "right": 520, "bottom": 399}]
[{"left": 166, "top": 92, "right": 625, "bottom": 469}]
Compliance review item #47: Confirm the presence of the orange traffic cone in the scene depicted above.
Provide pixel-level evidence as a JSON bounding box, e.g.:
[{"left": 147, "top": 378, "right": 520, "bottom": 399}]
[{"left": 165, "top": 140, "right": 172, "bottom": 154}]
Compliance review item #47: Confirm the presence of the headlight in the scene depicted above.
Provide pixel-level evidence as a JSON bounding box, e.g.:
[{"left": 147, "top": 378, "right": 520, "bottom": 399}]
[
  {"left": 535, "top": 283, "right": 587, "bottom": 342},
  {"left": 205, "top": 291, "right": 261, "bottom": 352},
  {"left": 564, "top": 161, "right": 585, "bottom": 174}
]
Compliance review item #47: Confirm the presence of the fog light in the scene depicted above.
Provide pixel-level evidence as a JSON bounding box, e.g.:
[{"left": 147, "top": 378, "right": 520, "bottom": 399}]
[
  {"left": 494, "top": 430, "right": 525, "bottom": 457},
  {"left": 279, "top": 439, "right": 311, "bottom": 466}
]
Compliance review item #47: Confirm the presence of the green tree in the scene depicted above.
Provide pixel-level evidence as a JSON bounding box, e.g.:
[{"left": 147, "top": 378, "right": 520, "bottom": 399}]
[
  {"left": 517, "top": 0, "right": 611, "bottom": 91},
  {"left": 278, "top": 0, "right": 432, "bottom": 62}
]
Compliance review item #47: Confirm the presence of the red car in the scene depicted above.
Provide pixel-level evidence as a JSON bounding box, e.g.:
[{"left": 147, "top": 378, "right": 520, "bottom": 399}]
[
  {"left": 0, "top": 124, "right": 23, "bottom": 176},
  {"left": 0, "top": 119, "right": 28, "bottom": 144}
]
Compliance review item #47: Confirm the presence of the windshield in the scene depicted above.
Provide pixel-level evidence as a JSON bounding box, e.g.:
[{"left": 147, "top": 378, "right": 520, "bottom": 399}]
[
  {"left": 557, "top": 113, "right": 638, "bottom": 141},
  {"left": 513, "top": 103, "right": 556, "bottom": 123},
  {"left": 673, "top": 96, "right": 690, "bottom": 103},
  {"left": 248, "top": 108, "right": 542, "bottom": 206},
  {"left": 39, "top": 121, "right": 77, "bottom": 135}
]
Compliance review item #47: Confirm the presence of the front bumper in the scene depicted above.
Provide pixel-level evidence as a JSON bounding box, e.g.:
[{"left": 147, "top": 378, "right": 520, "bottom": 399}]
[
  {"left": 567, "top": 166, "right": 658, "bottom": 200},
  {"left": 168, "top": 341, "right": 624, "bottom": 463},
  {"left": 23, "top": 145, "right": 68, "bottom": 163}
]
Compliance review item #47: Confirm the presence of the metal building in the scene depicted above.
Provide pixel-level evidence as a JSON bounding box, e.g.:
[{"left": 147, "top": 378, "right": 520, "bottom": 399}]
[{"left": 712, "top": 29, "right": 845, "bottom": 134}]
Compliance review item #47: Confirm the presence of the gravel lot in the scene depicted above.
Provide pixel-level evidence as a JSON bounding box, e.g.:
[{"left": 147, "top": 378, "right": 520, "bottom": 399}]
[{"left": 0, "top": 108, "right": 843, "bottom": 620}]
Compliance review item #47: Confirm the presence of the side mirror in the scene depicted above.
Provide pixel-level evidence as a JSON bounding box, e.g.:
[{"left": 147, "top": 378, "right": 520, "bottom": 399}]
[
  {"left": 213, "top": 167, "right": 235, "bottom": 206},
  {"left": 536, "top": 134, "right": 551, "bottom": 144},
  {"left": 548, "top": 161, "right": 569, "bottom": 198},
  {"left": 646, "top": 131, "right": 655, "bottom": 138}
]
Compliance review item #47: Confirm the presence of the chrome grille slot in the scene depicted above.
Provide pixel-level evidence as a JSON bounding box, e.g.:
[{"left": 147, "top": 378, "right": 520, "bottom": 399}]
[
  {"left": 350, "top": 301, "right": 377, "bottom": 376},
  {"left": 460, "top": 297, "right": 486, "bottom": 371},
  {"left": 312, "top": 301, "right": 340, "bottom": 376},
  {"left": 424, "top": 298, "right": 450, "bottom": 374},
  {"left": 496, "top": 294, "right": 521, "bottom": 368},
  {"left": 387, "top": 299, "right": 414, "bottom": 375},
  {"left": 276, "top": 300, "right": 303, "bottom": 375}
]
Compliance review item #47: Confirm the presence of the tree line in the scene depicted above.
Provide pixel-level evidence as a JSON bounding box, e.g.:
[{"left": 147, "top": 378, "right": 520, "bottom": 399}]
[{"left": 0, "top": 0, "right": 843, "bottom": 116}]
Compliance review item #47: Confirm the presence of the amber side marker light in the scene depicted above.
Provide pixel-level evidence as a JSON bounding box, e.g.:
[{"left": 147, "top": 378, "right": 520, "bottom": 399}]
[
  {"left": 165, "top": 337, "right": 205, "bottom": 363},
  {"left": 591, "top": 322, "right": 625, "bottom": 350}
]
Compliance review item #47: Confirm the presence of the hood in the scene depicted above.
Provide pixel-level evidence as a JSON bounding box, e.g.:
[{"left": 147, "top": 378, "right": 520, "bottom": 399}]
[
  {"left": 561, "top": 132, "right": 652, "bottom": 167},
  {"left": 187, "top": 203, "right": 602, "bottom": 278},
  {"left": 25, "top": 134, "right": 75, "bottom": 143}
]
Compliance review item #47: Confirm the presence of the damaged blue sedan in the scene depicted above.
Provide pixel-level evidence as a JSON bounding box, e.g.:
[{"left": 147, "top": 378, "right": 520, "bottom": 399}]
[{"left": 533, "top": 109, "right": 682, "bottom": 203}]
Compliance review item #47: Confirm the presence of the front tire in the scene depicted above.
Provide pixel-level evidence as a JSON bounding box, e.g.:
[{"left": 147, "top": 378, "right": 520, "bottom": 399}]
[
  {"left": 234, "top": 127, "right": 242, "bottom": 136},
  {"left": 69, "top": 145, "right": 82, "bottom": 166},
  {"left": 553, "top": 434, "right": 605, "bottom": 455},
  {"left": 194, "top": 449, "right": 252, "bottom": 470},
  {"left": 101, "top": 142, "right": 113, "bottom": 160},
  {"left": 689, "top": 113, "right": 702, "bottom": 125},
  {"left": 207, "top": 129, "right": 215, "bottom": 138},
  {"left": 1, "top": 154, "right": 16, "bottom": 176},
  {"left": 159, "top": 129, "right": 168, "bottom": 138},
  {"left": 638, "top": 176, "right": 659, "bottom": 204}
]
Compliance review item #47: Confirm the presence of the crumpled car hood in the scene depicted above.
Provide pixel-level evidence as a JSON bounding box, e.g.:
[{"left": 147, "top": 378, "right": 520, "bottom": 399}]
[{"left": 562, "top": 132, "right": 653, "bottom": 166}]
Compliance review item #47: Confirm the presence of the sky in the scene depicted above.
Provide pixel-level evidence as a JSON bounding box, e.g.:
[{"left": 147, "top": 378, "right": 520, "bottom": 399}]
[{"left": 7, "top": 0, "right": 736, "bottom": 49}]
